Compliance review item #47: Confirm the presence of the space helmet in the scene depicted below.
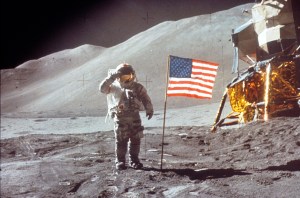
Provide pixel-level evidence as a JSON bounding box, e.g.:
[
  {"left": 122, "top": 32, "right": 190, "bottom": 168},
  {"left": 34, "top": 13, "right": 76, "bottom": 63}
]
[{"left": 115, "top": 63, "right": 136, "bottom": 87}]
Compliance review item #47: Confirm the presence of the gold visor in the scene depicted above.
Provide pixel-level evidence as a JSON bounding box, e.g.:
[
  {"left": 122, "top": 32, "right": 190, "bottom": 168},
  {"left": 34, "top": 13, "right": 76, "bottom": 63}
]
[{"left": 119, "top": 74, "right": 134, "bottom": 83}]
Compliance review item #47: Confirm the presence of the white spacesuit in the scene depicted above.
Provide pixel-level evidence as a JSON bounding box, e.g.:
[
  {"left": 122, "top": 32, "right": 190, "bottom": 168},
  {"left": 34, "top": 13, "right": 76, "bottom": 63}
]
[{"left": 99, "top": 63, "right": 153, "bottom": 170}]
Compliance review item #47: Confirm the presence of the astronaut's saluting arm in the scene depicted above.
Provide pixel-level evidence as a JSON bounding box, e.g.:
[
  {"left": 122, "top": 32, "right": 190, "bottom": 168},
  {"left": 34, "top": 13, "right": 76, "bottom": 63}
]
[{"left": 99, "top": 70, "right": 120, "bottom": 94}]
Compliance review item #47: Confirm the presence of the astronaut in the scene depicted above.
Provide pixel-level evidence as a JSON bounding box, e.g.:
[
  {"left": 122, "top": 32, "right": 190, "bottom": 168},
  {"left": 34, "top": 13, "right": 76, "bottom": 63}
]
[{"left": 99, "top": 63, "right": 153, "bottom": 170}]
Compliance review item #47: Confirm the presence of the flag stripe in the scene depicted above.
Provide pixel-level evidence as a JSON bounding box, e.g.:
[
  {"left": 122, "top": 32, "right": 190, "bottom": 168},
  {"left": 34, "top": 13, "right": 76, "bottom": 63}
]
[
  {"left": 167, "top": 86, "right": 212, "bottom": 94},
  {"left": 191, "top": 73, "right": 217, "bottom": 79},
  {"left": 167, "top": 92, "right": 212, "bottom": 99},
  {"left": 168, "top": 78, "right": 214, "bottom": 89},
  {"left": 192, "top": 69, "right": 217, "bottom": 77},
  {"left": 193, "top": 64, "right": 219, "bottom": 71},
  {"left": 167, "top": 55, "right": 219, "bottom": 99},
  {"left": 192, "top": 66, "right": 217, "bottom": 73},
  {"left": 193, "top": 59, "right": 219, "bottom": 67}
]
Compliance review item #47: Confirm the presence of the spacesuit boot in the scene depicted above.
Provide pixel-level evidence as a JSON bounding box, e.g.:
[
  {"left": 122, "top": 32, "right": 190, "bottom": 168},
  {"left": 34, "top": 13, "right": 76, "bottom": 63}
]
[
  {"left": 128, "top": 137, "right": 143, "bottom": 169},
  {"left": 115, "top": 139, "right": 128, "bottom": 170}
]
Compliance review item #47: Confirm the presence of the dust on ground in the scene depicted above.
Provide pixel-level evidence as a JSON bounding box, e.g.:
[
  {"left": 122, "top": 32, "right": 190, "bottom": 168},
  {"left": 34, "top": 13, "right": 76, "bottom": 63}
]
[{"left": 1, "top": 117, "right": 300, "bottom": 198}]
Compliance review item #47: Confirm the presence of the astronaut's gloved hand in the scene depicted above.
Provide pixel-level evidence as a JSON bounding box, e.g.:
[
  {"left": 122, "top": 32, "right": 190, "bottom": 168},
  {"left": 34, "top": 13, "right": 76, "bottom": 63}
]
[
  {"left": 109, "top": 69, "right": 121, "bottom": 80},
  {"left": 146, "top": 111, "right": 153, "bottom": 120}
]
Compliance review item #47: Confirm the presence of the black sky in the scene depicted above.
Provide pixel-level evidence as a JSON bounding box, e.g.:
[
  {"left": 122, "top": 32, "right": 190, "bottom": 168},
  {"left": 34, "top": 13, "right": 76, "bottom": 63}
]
[
  {"left": 1, "top": 1, "right": 102, "bottom": 69},
  {"left": 1, "top": 0, "right": 255, "bottom": 69}
]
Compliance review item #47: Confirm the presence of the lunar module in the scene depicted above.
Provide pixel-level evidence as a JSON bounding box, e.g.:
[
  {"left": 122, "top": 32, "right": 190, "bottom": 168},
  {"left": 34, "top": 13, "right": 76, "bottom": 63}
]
[{"left": 211, "top": 0, "right": 300, "bottom": 131}]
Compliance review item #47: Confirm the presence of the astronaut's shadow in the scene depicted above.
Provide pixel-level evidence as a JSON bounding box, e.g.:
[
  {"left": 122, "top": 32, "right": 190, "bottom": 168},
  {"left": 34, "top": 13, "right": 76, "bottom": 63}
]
[{"left": 143, "top": 167, "right": 251, "bottom": 180}]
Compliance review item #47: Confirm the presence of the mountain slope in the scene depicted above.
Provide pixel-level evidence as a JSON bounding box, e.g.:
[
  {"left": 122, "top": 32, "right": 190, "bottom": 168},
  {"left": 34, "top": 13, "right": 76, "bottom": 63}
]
[{"left": 1, "top": 3, "right": 254, "bottom": 117}]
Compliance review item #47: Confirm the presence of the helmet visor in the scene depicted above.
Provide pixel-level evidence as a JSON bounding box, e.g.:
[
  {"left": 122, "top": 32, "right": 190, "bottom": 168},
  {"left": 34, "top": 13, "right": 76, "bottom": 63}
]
[{"left": 119, "top": 74, "right": 134, "bottom": 83}]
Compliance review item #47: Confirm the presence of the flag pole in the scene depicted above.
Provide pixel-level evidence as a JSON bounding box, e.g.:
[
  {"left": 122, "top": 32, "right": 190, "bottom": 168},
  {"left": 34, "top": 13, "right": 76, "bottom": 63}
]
[{"left": 160, "top": 55, "right": 170, "bottom": 171}]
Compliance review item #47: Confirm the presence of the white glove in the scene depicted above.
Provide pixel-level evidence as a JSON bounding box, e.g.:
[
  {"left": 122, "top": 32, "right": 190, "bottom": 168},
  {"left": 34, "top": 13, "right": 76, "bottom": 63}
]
[
  {"left": 109, "top": 69, "right": 121, "bottom": 80},
  {"left": 146, "top": 111, "right": 153, "bottom": 120}
]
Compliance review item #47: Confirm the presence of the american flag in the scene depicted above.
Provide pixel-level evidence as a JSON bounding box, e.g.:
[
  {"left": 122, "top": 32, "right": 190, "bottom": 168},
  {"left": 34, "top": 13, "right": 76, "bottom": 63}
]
[{"left": 167, "top": 55, "right": 219, "bottom": 99}]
